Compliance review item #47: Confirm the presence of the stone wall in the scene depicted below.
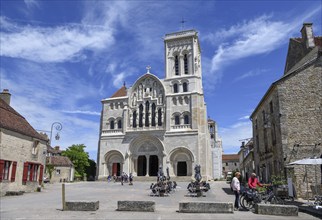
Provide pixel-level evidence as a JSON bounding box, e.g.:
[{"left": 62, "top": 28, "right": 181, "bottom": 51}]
[{"left": 0, "top": 129, "right": 46, "bottom": 196}]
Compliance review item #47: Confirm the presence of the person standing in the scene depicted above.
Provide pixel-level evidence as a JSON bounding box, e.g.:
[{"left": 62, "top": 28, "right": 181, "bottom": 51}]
[{"left": 231, "top": 172, "right": 241, "bottom": 211}]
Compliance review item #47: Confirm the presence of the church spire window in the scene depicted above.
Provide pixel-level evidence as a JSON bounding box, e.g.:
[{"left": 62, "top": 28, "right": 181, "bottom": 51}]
[
  {"left": 184, "top": 54, "right": 188, "bottom": 74},
  {"left": 118, "top": 119, "right": 122, "bottom": 129},
  {"left": 175, "top": 115, "right": 180, "bottom": 125},
  {"left": 151, "top": 103, "right": 156, "bottom": 126},
  {"left": 173, "top": 83, "right": 178, "bottom": 93},
  {"left": 183, "top": 82, "right": 188, "bottom": 92},
  {"left": 139, "top": 104, "right": 143, "bottom": 127},
  {"left": 145, "top": 101, "right": 150, "bottom": 127},
  {"left": 175, "top": 55, "right": 179, "bottom": 75},
  {"left": 110, "top": 120, "right": 115, "bottom": 130},
  {"left": 158, "top": 109, "right": 162, "bottom": 126},
  {"left": 133, "top": 111, "right": 137, "bottom": 128}
]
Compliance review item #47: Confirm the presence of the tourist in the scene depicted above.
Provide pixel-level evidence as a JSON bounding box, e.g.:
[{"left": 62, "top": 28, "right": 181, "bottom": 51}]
[
  {"left": 230, "top": 172, "right": 241, "bottom": 211},
  {"left": 129, "top": 173, "right": 133, "bottom": 185},
  {"left": 248, "top": 173, "right": 268, "bottom": 189}
]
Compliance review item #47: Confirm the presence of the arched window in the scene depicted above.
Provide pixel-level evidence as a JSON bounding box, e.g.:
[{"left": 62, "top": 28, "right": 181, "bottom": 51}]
[
  {"left": 158, "top": 109, "right": 162, "bottom": 126},
  {"left": 145, "top": 101, "right": 149, "bottom": 127},
  {"left": 110, "top": 120, "right": 115, "bottom": 130},
  {"left": 118, "top": 119, "right": 122, "bottom": 129},
  {"left": 173, "top": 83, "right": 178, "bottom": 93},
  {"left": 175, "top": 115, "right": 180, "bottom": 125},
  {"left": 184, "top": 115, "right": 189, "bottom": 124},
  {"left": 139, "top": 104, "right": 143, "bottom": 127},
  {"left": 151, "top": 103, "right": 156, "bottom": 126},
  {"left": 175, "top": 55, "right": 179, "bottom": 75},
  {"left": 183, "top": 82, "right": 188, "bottom": 92},
  {"left": 133, "top": 111, "right": 137, "bottom": 128},
  {"left": 184, "top": 54, "right": 188, "bottom": 74}
]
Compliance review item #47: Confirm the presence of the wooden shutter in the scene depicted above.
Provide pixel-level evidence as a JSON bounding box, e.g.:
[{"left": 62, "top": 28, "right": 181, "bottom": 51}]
[
  {"left": 39, "top": 165, "right": 44, "bottom": 185},
  {"left": 22, "top": 162, "right": 29, "bottom": 183},
  {"left": 11, "top": 161, "right": 17, "bottom": 182},
  {"left": 0, "top": 160, "right": 4, "bottom": 182}
]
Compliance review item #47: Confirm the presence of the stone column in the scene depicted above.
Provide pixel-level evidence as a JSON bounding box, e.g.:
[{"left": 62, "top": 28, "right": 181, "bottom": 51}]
[
  {"left": 179, "top": 54, "right": 184, "bottom": 75},
  {"left": 103, "top": 162, "right": 106, "bottom": 176}
]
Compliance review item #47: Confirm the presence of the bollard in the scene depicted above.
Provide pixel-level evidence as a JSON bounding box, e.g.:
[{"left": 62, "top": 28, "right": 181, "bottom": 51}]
[{"left": 62, "top": 183, "right": 66, "bottom": 211}]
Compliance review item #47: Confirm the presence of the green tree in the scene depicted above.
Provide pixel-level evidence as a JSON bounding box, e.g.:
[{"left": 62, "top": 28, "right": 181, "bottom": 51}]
[
  {"left": 85, "top": 159, "right": 97, "bottom": 181},
  {"left": 62, "top": 144, "right": 90, "bottom": 178}
]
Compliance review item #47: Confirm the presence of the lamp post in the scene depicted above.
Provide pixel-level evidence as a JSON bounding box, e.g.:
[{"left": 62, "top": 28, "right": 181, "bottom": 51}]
[{"left": 50, "top": 122, "right": 63, "bottom": 146}]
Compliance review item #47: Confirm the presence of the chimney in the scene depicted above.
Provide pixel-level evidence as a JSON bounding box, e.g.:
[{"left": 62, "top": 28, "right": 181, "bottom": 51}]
[
  {"left": 301, "top": 23, "right": 315, "bottom": 49},
  {"left": 0, "top": 89, "right": 11, "bottom": 105}
]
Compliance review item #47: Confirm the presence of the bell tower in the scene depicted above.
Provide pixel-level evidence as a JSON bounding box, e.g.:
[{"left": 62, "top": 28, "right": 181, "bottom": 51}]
[{"left": 164, "top": 30, "right": 203, "bottom": 94}]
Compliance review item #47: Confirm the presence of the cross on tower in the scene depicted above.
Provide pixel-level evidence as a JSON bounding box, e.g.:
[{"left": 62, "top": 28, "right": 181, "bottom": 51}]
[
  {"left": 180, "top": 17, "right": 187, "bottom": 30},
  {"left": 146, "top": 65, "right": 151, "bottom": 73}
]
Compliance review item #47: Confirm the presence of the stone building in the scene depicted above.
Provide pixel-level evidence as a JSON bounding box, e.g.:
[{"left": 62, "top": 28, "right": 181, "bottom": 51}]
[
  {"left": 208, "top": 118, "right": 223, "bottom": 179},
  {"left": 250, "top": 23, "right": 322, "bottom": 198},
  {"left": 45, "top": 146, "right": 74, "bottom": 183},
  {"left": 222, "top": 154, "right": 239, "bottom": 178},
  {"left": 0, "top": 89, "right": 47, "bottom": 196},
  {"left": 97, "top": 30, "right": 214, "bottom": 180},
  {"left": 238, "top": 139, "right": 254, "bottom": 182}
]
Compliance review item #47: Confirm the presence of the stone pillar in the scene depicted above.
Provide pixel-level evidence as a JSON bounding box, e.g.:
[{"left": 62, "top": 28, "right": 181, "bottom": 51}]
[
  {"left": 179, "top": 54, "right": 184, "bottom": 75},
  {"left": 103, "top": 162, "right": 106, "bottom": 176}
]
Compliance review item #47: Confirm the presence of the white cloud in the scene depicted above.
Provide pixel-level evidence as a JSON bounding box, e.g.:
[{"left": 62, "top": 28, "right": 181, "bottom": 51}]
[
  {"left": 0, "top": 17, "right": 115, "bottom": 62},
  {"left": 24, "top": 0, "right": 40, "bottom": 9},
  {"left": 211, "top": 15, "right": 292, "bottom": 73},
  {"left": 234, "top": 68, "right": 269, "bottom": 82},
  {"left": 219, "top": 121, "right": 252, "bottom": 154},
  {"left": 238, "top": 115, "right": 250, "bottom": 120},
  {"left": 62, "top": 110, "right": 101, "bottom": 116}
]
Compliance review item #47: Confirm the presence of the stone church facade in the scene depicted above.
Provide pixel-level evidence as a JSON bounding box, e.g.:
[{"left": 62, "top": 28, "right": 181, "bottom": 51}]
[{"left": 97, "top": 30, "right": 213, "bottom": 180}]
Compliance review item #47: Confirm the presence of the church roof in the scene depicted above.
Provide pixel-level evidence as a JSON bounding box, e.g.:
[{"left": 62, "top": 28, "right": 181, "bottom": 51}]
[
  {"left": 222, "top": 154, "right": 239, "bottom": 161},
  {"left": 0, "top": 98, "right": 47, "bottom": 141},
  {"left": 110, "top": 85, "right": 127, "bottom": 98}
]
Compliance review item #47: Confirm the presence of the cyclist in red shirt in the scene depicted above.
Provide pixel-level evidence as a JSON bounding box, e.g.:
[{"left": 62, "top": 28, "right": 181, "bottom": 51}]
[{"left": 248, "top": 173, "right": 263, "bottom": 189}]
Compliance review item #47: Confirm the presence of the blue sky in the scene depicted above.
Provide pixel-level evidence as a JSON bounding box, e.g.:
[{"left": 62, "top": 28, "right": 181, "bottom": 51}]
[{"left": 1, "top": 0, "right": 321, "bottom": 161}]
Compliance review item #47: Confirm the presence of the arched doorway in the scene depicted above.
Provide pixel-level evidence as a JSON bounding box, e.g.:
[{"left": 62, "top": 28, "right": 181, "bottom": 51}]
[
  {"left": 112, "top": 163, "right": 121, "bottom": 176},
  {"left": 129, "top": 135, "right": 165, "bottom": 177},
  {"left": 169, "top": 147, "right": 194, "bottom": 177},
  {"left": 149, "top": 155, "right": 159, "bottom": 176},
  {"left": 105, "top": 150, "right": 124, "bottom": 176},
  {"left": 137, "top": 155, "right": 147, "bottom": 176},
  {"left": 177, "top": 161, "right": 187, "bottom": 176}
]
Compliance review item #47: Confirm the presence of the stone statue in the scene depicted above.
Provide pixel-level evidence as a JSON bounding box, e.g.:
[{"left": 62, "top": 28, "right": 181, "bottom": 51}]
[{"left": 194, "top": 164, "right": 202, "bottom": 183}]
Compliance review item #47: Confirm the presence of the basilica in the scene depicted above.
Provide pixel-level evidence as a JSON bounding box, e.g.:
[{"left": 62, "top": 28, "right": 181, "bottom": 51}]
[{"left": 97, "top": 30, "right": 219, "bottom": 180}]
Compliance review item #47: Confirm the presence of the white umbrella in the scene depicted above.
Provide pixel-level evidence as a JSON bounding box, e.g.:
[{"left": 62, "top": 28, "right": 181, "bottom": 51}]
[
  {"left": 288, "top": 157, "right": 322, "bottom": 201},
  {"left": 289, "top": 158, "right": 322, "bottom": 165}
]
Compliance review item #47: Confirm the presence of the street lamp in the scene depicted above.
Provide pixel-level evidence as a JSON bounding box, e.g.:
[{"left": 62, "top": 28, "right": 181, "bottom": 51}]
[{"left": 50, "top": 122, "right": 63, "bottom": 146}]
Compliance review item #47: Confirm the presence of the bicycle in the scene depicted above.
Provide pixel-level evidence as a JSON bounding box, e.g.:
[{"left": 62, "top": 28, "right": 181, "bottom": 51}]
[{"left": 239, "top": 185, "right": 284, "bottom": 210}]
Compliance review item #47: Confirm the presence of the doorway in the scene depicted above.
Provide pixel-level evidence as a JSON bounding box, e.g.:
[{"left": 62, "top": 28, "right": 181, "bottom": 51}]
[
  {"left": 137, "top": 155, "right": 147, "bottom": 176},
  {"left": 177, "top": 161, "right": 187, "bottom": 176},
  {"left": 112, "top": 163, "right": 120, "bottom": 176},
  {"left": 149, "top": 155, "right": 159, "bottom": 176}
]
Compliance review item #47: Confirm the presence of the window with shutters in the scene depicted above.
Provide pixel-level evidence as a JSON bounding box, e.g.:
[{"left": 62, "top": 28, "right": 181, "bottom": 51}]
[
  {"left": 23, "top": 162, "right": 40, "bottom": 182},
  {"left": 3, "top": 161, "right": 11, "bottom": 180}
]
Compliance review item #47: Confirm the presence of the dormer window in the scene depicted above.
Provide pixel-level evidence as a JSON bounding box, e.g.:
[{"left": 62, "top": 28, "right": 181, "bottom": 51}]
[{"left": 175, "top": 55, "right": 179, "bottom": 75}]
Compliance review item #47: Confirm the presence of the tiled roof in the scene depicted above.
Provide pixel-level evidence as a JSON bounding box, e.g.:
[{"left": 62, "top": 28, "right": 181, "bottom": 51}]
[
  {"left": 47, "top": 156, "right": 73, "bottom": 166},
  {"left": 314, "top": 36, "right": 322, "bottom": 48},
  {"left": 110, "top": 86, "right": 127, "bottom": 98},
  {"left": 222, "top": 154, "right": 239, "bottom": 161},
  {"left": 0, "top": 98, "right": 47, "bottom": 141},
  {"left": 47, "top": 145, "right": 62, "bottom": 155}
]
